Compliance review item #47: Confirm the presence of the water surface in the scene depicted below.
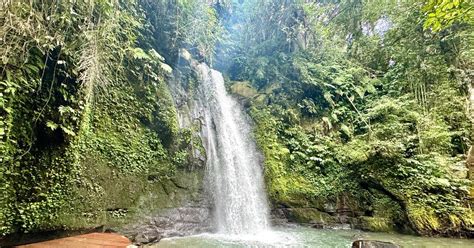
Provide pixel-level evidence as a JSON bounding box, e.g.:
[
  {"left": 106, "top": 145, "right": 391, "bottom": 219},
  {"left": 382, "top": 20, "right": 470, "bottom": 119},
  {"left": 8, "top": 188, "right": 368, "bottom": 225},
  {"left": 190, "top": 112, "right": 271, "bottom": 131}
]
[{"left": 151, "top": 226, "right": 474, "bottom": 248}]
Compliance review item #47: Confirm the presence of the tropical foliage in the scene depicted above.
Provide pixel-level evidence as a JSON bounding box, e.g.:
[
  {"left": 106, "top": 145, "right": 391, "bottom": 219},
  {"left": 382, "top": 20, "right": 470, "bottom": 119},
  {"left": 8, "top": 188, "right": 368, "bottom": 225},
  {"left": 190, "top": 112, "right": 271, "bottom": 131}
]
[
  {"left": 1, "top": 0, "right": 472, "bottom": 238},
  {"left": 225, "top": 0, "right": 473, "bottom": 235},
  {"left": 0, "top": 0, "right": 221, "bottom": 235}
]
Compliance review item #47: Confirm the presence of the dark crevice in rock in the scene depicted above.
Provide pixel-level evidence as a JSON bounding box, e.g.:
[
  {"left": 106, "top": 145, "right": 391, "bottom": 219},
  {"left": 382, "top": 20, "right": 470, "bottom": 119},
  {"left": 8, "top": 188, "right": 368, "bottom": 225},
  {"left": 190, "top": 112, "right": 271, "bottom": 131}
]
[{"left": 170, "top": 178, "right": 189, "bottom": 190}]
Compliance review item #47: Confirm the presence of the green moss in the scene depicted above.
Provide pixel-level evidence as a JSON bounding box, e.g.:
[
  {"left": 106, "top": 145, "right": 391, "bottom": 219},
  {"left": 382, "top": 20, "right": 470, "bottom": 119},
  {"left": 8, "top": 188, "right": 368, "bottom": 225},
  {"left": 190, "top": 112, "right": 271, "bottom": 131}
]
[
  {"left": 288, "top": 208, "right": 336, "bottom": 224},
  {"left": 0, "top": 0, "right": 216, "bottom": 236},
  {"left": 49, "top": 167, "right": 204, "bottom": 231},
  {"left": 359, "top": 217, "right": 396, "bottom": 232},
  {"left": 250, "top": 107, "right": 318, "bottom": 207},
  {"left": 42, "top": 62, "right": 203, "bottom": 232},
  {"left": 230, "top": 81, "right": 258, "bottom": 99},
  {"left": 406, "top": 205, "right": 442, "bottom": 234},
  {"left": 0, "top": 43, "right": 202, "bottom": 235}
]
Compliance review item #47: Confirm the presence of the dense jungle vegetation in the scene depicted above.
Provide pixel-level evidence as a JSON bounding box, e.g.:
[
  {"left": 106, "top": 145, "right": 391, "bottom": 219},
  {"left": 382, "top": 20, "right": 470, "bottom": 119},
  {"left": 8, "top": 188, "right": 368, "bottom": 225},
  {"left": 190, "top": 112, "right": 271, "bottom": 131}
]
[{"left": 1, "top": 0, "right": 473, "bottom": 239}]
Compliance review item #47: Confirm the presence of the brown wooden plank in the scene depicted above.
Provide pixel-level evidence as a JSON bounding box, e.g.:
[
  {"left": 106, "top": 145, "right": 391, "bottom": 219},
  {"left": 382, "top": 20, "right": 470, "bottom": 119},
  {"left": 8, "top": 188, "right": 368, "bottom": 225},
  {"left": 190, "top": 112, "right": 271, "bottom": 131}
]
[
  {"left": 79, "top": 233, "right": 130, "bottom": 242},
  {"left": 16, "top": 232, "right": 131, "bottom": 248}
]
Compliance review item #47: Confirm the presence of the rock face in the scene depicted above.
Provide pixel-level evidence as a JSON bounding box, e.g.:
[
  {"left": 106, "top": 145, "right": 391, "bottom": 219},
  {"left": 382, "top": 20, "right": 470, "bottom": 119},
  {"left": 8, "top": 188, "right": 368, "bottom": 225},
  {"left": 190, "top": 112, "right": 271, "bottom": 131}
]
[
  {"left": 272, "top": 205, "right": 402, "bottom": 233},
  {"left": 352, "top": 240, "right": 400, "bottom": 248},
  {"left": 273, "top": 207, "right": 354, "bottom": 230},
  {"left": 123, "top": 205, "right": 212, "bottom": 245},
  {"left": 119, "top": 49, "right": 215, "bottom": 246},
  {"left": 118, "top": 168, "right": 211, "bottom": 245},
  {"left": 286, "top": 208, "right": 336, "bottom": 225},
  {"left": 355, "top": 217, "right": 397, "bottom": 233}
]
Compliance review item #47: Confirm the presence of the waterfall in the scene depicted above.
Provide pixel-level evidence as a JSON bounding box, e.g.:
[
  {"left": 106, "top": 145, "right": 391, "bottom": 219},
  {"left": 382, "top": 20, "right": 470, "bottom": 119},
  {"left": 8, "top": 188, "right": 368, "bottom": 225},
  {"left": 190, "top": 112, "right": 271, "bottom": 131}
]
[{"left": 195, "top": 63, "right": 270, "bottom": 234}]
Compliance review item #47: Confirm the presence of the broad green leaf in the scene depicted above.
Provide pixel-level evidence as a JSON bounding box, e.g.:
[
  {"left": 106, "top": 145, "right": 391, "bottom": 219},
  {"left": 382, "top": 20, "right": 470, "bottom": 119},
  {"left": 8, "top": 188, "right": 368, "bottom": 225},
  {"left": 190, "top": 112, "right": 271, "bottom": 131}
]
[
  {"left": 46, "top": 121, "right": 59, "bottom": 131},
  {"left": 61, "top": 126, "right": 76, "bottom": 136}
]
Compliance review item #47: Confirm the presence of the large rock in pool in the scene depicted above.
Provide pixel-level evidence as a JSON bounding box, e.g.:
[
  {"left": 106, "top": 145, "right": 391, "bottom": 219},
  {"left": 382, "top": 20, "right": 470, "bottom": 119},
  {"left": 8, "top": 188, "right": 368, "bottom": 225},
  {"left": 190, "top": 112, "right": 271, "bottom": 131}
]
[{"left": 352, "top": 240, "right": 400, "bottom": 248}]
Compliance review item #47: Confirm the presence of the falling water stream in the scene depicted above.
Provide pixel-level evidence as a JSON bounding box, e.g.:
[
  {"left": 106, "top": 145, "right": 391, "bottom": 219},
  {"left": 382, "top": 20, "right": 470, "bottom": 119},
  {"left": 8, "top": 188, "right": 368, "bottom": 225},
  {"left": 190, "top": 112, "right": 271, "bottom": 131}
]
[{"left": 195, "top": 63, "right": 270, "bottom": 234}]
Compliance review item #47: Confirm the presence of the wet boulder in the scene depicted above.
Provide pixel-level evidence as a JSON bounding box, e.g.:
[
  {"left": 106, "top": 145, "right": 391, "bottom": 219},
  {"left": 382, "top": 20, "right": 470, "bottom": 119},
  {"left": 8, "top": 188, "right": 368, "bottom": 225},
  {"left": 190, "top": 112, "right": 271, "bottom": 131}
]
[{"left": 352, "top": 240, "right": 400, "bottom": 248}]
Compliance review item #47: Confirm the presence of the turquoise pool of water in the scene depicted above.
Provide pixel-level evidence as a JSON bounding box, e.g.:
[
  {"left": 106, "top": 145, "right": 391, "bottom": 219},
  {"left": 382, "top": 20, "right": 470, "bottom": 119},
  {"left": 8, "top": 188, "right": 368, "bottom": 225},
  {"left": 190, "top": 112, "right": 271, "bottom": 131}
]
[{"left": 150, "top": 226, "right": 474, "bottom": 248}]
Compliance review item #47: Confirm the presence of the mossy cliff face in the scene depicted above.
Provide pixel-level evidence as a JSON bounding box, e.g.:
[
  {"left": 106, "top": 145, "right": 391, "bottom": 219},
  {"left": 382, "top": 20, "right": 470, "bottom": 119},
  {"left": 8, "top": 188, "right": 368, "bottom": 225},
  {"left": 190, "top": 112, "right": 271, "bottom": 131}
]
[
  {"left": 231, "top": 82, "right": 473, "bottom": 237},
  {"left": 0, "top": 47, "right": 208, "bottom": 238},
  {"left": 0, "top": 1, "right": 224, "bottom": 238},
  {"left": 55, "top": 51, "right": 212, "bottom": 245}
]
